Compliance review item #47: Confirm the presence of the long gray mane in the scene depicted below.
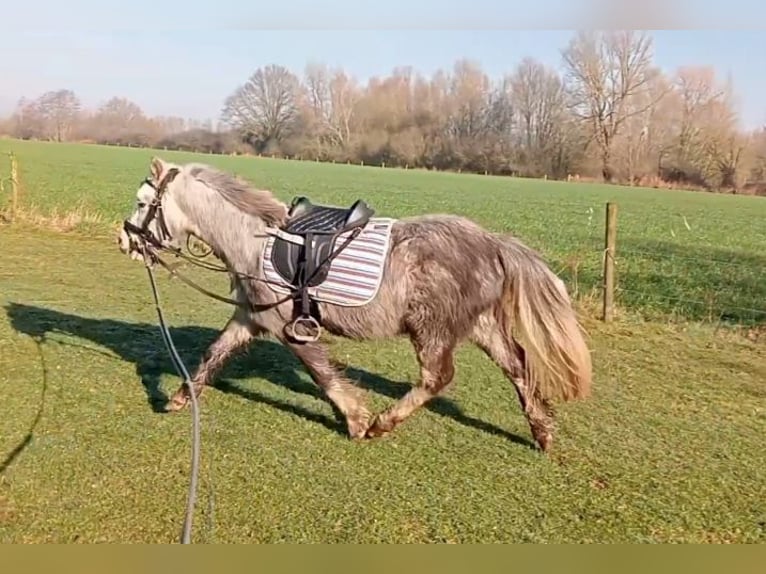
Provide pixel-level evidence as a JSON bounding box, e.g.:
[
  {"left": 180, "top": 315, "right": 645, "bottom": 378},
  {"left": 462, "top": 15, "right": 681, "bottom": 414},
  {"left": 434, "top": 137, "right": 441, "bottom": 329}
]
[{"left": 184, "top": 163, "right": 288, "bottom": 227}]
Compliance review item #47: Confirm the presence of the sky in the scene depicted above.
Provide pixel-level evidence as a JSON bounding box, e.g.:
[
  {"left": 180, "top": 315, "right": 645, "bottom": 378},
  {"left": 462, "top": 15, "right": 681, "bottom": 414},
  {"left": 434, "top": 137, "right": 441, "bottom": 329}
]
[{"left": 2, "top": 1, "right": 766, "bottom": 128}]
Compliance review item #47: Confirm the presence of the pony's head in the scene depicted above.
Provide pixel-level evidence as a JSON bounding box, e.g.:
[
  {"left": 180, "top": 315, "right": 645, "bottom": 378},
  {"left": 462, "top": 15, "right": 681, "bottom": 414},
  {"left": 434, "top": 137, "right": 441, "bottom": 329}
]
[
  {"left": 118, "top": 156, "right": 193, "bottom": 260},
  {"left": 118, "top": 157, "right": 289, "bottom": 262}
]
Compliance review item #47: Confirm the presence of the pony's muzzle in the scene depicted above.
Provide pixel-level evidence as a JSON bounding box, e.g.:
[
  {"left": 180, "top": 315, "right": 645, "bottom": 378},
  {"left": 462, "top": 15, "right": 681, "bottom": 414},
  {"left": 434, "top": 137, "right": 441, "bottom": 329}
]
[
  {"left": 117, "top": 227, "right": 131, "bottom": 254},
  {"left": 118, "top": 224, "right": 147, "bottom": 262}
]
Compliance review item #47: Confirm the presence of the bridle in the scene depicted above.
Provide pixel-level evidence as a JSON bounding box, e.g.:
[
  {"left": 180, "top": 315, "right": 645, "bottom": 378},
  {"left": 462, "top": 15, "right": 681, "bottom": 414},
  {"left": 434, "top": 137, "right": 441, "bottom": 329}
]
[
  {"left": 122, "top": 169, "right": 247, "bottom": 306},
  {"left": 121, "top": 170, "right": 297, "bottom": 311},
  {"left": 122, "top": 168, "right": 179, "bottom": 254}
]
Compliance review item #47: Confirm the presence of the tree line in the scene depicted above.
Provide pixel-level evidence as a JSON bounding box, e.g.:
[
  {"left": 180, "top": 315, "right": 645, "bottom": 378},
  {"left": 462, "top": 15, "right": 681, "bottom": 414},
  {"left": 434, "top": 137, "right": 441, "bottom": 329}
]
[{"left": 3, "top": 30, "right": 766, "bottom": 194}]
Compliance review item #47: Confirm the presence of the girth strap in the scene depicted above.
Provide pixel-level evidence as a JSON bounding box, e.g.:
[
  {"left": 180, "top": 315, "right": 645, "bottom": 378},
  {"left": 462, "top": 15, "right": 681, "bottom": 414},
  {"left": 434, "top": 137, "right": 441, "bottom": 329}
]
[{"left": 299, "top": 231, "right": 315, "bottom": 320}]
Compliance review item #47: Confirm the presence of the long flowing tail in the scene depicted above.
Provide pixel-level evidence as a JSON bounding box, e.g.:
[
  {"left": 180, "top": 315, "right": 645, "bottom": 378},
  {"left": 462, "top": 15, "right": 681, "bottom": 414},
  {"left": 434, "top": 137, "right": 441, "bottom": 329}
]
[{"left": 498, "top": 237, "right": 592, "bottom": 402}]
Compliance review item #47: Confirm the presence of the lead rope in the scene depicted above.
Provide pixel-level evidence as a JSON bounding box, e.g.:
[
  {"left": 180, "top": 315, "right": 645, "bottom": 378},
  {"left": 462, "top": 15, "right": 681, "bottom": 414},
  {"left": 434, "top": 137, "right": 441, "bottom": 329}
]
[{"left": 142, "top": 247, "right": 201, "bottom": 544}]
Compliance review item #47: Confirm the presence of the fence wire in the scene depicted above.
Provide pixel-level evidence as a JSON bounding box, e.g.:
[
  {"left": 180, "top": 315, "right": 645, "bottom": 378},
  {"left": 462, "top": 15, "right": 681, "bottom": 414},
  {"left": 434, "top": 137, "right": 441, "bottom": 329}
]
[
  {"left": 555, "top": 237, "right": 766, "bottom": 328},
  {"left": 617, "top": 247, "right": 762, "bottom": 270},
  {"left": 617, "top": 287, "right": 766, "bottom": 319}
]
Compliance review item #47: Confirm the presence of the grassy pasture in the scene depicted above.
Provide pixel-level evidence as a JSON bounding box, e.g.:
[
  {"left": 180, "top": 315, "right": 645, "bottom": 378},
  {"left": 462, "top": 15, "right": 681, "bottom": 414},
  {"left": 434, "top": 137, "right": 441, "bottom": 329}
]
[{"left": 0, "top": 139, "right": 764, "bottom": 543}]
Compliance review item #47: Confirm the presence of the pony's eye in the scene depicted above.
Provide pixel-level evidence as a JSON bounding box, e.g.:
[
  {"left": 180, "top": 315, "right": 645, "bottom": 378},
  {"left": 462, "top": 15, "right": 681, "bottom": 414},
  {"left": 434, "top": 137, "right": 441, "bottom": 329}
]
[{"left": 137, "top": 201, "right": 146, "bottom": 209}]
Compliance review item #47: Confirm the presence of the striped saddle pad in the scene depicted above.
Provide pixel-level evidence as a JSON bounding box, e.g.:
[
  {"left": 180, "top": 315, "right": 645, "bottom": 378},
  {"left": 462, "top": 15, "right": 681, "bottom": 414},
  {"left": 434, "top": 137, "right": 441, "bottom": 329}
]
[{"left": 261, "top": 218, "right": 396, "bottom": 307}]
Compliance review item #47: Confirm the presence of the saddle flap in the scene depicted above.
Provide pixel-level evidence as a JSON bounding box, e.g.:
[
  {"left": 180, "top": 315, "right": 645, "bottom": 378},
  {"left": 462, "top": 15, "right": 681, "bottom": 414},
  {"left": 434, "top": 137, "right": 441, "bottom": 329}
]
[{"left": 270, "top": 233, "right": 341, "bottom": 287}]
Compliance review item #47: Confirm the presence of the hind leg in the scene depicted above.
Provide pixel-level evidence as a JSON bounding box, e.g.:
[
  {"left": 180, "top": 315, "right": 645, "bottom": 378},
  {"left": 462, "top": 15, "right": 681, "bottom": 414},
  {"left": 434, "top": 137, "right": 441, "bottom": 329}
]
[
  {"left": 470, "top": 311, "right": 555, "bottom": 452},
  {"left": 366, "top": 336, "right": 456, "bottom": 438}
]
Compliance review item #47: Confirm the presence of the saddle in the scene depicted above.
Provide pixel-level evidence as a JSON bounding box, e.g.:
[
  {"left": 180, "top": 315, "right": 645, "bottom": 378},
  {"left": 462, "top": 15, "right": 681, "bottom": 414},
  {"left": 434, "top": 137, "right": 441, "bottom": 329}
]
[{"left": 269, "top": 196, "right": 375, "bottom": 342}]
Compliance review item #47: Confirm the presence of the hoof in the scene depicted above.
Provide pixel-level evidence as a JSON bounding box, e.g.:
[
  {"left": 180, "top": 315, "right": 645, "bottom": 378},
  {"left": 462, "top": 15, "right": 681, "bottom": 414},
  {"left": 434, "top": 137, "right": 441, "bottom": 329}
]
[
  {"left": 535, "top": 433, "right": 553, "bottom": 453},
  {"left": 364, "top": 414, "right": 394, "bottom": 439},
  {"left": 530, "top": 420, "right": 554, "bottom": 453},
  {"left": 347, "top": 408, "right": 373, "bottom": 440},
  {"left": 165, "top": 393, "right": 189, "bottom": 413}
]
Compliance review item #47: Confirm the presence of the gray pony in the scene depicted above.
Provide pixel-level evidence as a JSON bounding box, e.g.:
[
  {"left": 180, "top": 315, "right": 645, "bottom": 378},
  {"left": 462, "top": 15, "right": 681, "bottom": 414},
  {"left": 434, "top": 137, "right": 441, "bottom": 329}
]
[{"left": 118, "top": 157, "right": 592, "bottom": 452}]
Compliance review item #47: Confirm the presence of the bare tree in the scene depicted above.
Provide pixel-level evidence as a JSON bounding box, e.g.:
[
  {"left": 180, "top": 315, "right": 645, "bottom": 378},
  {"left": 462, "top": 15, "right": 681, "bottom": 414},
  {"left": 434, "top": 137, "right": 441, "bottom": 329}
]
[
  {"left": 674, "top": 66, "right": 724, "bottom": 164},
  {"left": 37, "top": 89, "right": 81, "bottom": 142},
  {"left": 304, "top": 62, "right": 359, "bottom": 152},
  {"left": 509, "top": 57, "right": 570, "bottom": 176},
  {"left": 669, "top": 66, "right": 744, "bottom": 188},
  {"left": 11, "top": 97, "right": 45, "bottom": 139},
  {"left": 562, "top": 30, "right": 664, "bottom": 182},
  {"left": 611, "top": 67, "right": 671, "bottom": 184},
  {"left": 642, "top": 71, "right": 679, "bottom": 179},
  {"left": 443, "top": 60, "right": 493, "bottom": 169},
  {"left": 327, "top": 69, "right": 360, "bottom": 149},
  {"left": 84, "top": 97, "right": 160, "bottom": 145},
  {"left": 701, "top": 79, "right": 746, "bottom": 189},
  {"left": 407, "top": 70, "right": 451, "bottom": 168},
  {"left": 303, "top": 62, "right": 331, "bottom": 140},
  {"left": 11, "top": 91, "right": 80, "bottom": 141},
  {"left": 446, "top": 60, "right": 490, "bottom": 140},
  {"left": 221, "top": 64, "right": 302, "bottom": 152}
]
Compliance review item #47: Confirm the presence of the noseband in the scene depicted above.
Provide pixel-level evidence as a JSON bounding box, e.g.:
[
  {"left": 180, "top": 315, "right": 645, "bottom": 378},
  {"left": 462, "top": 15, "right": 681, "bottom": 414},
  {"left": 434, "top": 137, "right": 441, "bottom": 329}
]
[{"left": 122, "top": 168, "right": 179, "bottom": 248}]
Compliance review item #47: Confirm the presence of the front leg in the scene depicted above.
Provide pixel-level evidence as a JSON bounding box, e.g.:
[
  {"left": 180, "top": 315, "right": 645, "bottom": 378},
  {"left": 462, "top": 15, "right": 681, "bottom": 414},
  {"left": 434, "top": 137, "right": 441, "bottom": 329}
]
[
  {"left": 285, "top": 339, "right": 372, "bottom": 439},
  {"left": 166, "top": 308, "right": 259, "bottom": 412}
]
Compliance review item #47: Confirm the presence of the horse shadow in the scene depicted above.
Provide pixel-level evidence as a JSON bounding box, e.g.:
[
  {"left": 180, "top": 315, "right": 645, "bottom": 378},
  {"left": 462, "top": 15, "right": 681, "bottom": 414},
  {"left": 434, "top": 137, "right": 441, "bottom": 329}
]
[{"left": 3, "top": 302, "right": 533, "bottom": 449}]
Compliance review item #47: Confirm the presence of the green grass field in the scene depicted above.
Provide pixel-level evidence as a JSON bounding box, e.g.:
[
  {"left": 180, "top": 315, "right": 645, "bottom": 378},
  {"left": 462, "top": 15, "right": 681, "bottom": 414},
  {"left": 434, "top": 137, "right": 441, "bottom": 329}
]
[{"left": 0, "top": 139, "right": 764, "bottom": 543}]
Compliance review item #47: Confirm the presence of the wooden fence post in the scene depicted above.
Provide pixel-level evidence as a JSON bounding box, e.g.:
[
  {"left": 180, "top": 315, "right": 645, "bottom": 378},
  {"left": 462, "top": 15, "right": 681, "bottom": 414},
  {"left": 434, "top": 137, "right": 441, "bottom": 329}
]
[
  {"left": 9, "top": 152, "right": 19, "bottom": 223},
  {"left": 602, "top": 202, "right": 618, "bottom": 322}
]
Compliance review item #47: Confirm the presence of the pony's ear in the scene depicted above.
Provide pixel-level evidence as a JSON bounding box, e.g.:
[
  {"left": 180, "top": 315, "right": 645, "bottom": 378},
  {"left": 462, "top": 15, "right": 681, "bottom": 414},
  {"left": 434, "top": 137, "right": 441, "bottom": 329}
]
[
  {"left": 160, "top": 167, "right": 181, "bottom": 190},
  {"left": 150, "top": 156, "right": 172, "bottom": 182}
]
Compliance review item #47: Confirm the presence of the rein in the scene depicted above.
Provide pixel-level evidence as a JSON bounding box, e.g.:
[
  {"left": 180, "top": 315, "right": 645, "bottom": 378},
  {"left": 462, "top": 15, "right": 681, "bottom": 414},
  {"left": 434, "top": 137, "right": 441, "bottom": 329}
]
[
  {"left": 140, "top": 244, "right": 201, "bottom": 544},
  {"left": 134, "top": 238, "right": 296, "bottom": 310}
]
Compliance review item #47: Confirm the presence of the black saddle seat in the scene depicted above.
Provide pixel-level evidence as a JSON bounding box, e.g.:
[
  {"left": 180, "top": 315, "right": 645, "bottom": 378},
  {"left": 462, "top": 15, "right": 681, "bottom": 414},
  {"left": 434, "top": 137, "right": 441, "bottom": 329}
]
[
  {"left": 285, "top": 196, "right": 374, "bottom": 235},
  {"left": 271, "top": 196, "right": 375, "bottom": 289}
]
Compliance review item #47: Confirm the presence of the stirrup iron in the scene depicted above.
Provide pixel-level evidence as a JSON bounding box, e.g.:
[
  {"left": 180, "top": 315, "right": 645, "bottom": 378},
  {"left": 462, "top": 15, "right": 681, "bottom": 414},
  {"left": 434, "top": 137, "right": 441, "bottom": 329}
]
[{"left": 285, "top": 315, "right": 322, "bottom": 343}]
